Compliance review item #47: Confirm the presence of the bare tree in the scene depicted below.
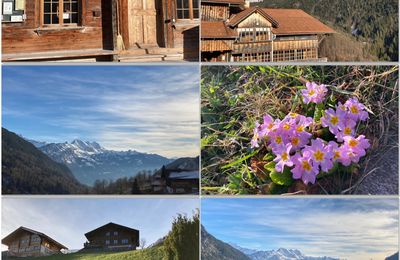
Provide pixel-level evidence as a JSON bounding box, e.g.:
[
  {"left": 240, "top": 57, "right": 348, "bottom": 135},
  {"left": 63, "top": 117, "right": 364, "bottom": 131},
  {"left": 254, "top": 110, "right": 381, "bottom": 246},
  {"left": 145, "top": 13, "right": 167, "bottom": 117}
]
[{"left": 139, "top": 238, "right": 146, "bottom": 249}]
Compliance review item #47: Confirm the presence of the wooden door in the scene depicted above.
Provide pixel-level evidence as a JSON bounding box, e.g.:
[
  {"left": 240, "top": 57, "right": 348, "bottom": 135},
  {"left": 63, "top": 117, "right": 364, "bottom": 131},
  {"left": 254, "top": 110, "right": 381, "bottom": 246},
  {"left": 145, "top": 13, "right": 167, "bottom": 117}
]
[
  {"left": 127, "top": 0, "right": 158, "bottom": 48},
  {"left": 163, "top": 0, "right": 174, "bottom": 48}
]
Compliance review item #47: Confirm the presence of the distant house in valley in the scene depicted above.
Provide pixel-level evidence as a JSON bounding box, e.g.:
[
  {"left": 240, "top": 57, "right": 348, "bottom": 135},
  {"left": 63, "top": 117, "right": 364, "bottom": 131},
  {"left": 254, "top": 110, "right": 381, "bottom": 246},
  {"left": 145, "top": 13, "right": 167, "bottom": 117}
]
[
  {"left": 83, "top": 222, "right": 139, "bottom": 252},
  {"left": 201, "top": 0, "right": 335, "bottom": 62},
  {"left": 152, "top": 157, "right": 199, "bottom": 194},
  {"left": 1, "top": 226, "right": 67, "bottom": 257}
]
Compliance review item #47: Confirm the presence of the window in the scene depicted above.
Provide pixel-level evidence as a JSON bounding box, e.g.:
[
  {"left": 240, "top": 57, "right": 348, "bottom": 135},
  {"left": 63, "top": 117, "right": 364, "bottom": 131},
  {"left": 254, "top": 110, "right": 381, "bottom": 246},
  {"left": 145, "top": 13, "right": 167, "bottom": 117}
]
[
  {"left": 43, "top": 0, "right": 80, "bottom": 25},
  {"left": 113, "top": 231, "right": 118, "bottom": 236},
  {"left": 106, "top": 232, "right": 110, "bottom": 236},
  {"left": 121, "top": 239, "right": 129, "bottom": 244},
  {"left": 176, "top": 0, "right": 198, "bottom": 19},
  {"left": 105, "top": 240, "right": 110, "bottom": 245},
  {"left": 113, "top": 240, "right": 118, "bottom": 244}
]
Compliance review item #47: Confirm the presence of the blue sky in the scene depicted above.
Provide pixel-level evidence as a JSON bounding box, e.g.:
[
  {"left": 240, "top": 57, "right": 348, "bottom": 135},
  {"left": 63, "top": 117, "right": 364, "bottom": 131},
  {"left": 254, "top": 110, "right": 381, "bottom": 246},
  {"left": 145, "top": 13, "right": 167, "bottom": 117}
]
[
  {"left": 202, "top": 198, "right": 399, "bottom": 260},
  {"left": 2, "top": 66, "right": 199, "bottom": 158},
  {"left": 2, "top": 198, "right": 199, "bottom": 250}
]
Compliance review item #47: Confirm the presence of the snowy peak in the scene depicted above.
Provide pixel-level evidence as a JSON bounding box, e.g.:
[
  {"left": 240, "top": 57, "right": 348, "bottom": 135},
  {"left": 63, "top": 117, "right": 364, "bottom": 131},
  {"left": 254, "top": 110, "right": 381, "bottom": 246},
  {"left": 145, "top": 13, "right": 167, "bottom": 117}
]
[
  {"left": 231, "top": 245, "right": 339, "bottom": 260},
  {"left": 69, "top": 139, "right": 106, "bottom": 154}
]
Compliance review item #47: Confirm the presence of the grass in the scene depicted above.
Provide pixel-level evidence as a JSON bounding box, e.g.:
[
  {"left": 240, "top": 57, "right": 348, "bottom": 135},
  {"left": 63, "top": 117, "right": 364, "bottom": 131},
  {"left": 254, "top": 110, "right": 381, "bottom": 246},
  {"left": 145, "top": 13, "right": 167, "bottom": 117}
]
[
  {"left": 6, "top": 246, "right": 165, "bottom": 260},
  {"left": 201, "top": 66, "right": 399, "bottom": 195}
]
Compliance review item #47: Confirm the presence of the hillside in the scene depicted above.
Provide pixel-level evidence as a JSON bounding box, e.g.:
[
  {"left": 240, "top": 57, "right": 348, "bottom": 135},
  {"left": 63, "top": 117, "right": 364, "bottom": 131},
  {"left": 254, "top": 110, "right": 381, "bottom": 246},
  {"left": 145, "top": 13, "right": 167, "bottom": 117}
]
[
  {"left": 2, "top": 128, "right": 88, "bottom": 194},
  {"left": 256, "top": 0, "right": 398, "bottom": 61},
  {"left": 201, "top": 226, "right": 251, "bottom": 260},
  {"left": 2, "top": 246, "right": 164, "bottom": 260}
]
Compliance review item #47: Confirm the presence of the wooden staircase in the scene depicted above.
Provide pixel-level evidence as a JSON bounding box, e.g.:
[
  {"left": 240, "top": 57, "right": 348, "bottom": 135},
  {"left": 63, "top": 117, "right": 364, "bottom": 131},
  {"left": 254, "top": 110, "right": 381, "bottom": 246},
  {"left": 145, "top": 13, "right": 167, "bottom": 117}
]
[{"left": 118, "top": 46, "right": 184, "bottom": 62}]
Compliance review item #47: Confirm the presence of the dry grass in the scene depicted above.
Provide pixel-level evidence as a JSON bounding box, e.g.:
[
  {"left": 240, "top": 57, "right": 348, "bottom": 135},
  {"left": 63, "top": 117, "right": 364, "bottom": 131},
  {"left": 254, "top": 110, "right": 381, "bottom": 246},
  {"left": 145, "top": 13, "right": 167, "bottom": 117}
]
[{"left": 201, "top": 66, "right": 399, "bottom": 195}]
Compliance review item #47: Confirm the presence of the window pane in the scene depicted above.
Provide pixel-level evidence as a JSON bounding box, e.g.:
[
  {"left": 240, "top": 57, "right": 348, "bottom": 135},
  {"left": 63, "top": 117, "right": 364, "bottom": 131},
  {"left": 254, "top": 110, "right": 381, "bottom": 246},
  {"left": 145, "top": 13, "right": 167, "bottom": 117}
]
[
  {"left": 193, "top": 9, "right": 199, "bottom": 18},
  {"left": 44, "top": 3, "right": 51, "bottom": 12},
  {"left": 71, "top": 13, "right": 78, "bottom": 23},
  {"left": 183, "top": 0, "right": 189, "bottom": 8},
  {"left": 52, "top": 14, "right": 59, "bottom": 24}
]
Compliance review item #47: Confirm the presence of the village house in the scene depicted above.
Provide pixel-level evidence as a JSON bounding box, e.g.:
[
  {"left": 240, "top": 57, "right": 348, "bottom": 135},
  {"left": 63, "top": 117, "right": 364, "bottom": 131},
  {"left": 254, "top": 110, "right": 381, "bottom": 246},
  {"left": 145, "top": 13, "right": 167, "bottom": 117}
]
[
  {"left": 152, "top": 165, "right": 199, "bottom": 194},
  {"left": 201, "top": 0, "right": 335, "bottom": 62},
  {"left": 2, "top": 0, "right": 199, "bottom": 62},
  {"left": 2, "top": 226, "right": 67, "bottom": 257},
  {"left": 83, "top": 222, "right": 139, "bottom": 252}
]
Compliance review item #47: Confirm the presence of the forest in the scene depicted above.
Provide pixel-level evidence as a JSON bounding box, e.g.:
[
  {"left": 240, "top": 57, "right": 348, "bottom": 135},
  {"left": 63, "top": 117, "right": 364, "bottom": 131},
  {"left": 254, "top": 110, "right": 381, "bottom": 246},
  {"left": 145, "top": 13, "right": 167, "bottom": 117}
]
[{"left": 257, "top": 0, "right": 398, "bottom": 61}]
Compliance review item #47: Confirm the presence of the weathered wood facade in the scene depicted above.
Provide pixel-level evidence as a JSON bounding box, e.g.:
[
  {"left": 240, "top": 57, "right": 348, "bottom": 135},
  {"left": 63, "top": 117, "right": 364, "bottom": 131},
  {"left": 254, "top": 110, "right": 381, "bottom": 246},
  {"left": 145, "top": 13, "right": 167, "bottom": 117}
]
[
  {"left": 83, "top": 222, "right": 139, "bottom": 252},
  {"left": 2, "top": 227, "right": 67, "bottom": 257},
  {"left": 201, "top": 1, "right": 334, "bottom": 62},
  {"left": 2, "top": 0, "right": 199, "bottom": 61}
]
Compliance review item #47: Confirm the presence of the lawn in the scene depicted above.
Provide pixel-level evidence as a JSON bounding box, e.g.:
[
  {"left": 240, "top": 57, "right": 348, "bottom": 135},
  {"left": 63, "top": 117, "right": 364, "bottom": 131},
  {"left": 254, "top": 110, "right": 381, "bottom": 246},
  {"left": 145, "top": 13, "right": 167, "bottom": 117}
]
[
  {"left": 201, "top": 65, "right": 399, "bottom": 195},
  {"left": 5, "top": 246, "right": 164, "bottom": 260}
]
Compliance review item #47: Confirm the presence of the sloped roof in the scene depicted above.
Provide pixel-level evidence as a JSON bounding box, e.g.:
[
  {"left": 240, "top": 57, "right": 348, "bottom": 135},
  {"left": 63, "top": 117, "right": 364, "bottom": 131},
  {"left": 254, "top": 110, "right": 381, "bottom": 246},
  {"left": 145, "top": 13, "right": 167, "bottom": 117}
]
[
  {"left": 201, "top": 21, "right": 237, "bottom": 39},
  {"left": 265, "top": 8, "right": 335, "bottom": 35},
  {"left": 169, "top": 171, "right": 199, "bottom": 180},
  {"left": 85, "top": 222, "right": 139, "bottom": 239},
  {"left": 202, "top": 0, "right": 244, "bottom": 5},
  {"left": 228, "top": 7, "right": 279, "bottom": 27},
  {"left": 2, "top": 226, "right": 68, "bottom": 249}
]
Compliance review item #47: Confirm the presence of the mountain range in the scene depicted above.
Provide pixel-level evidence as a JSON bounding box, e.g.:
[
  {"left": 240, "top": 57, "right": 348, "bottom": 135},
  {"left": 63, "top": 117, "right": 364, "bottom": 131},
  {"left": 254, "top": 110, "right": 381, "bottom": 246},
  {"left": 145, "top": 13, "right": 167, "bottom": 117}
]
[
  {"left": 29, "top": 138, "right": 173, "bottom": 186},
  {"left": 230, "top": 244, "right": 340, "bottom": 260},
  {"left": 201, "top": 226, "right": 339, "bottom": 260},
  {"left": 2, "top": 128, "right": 87, "bottom": 194}
]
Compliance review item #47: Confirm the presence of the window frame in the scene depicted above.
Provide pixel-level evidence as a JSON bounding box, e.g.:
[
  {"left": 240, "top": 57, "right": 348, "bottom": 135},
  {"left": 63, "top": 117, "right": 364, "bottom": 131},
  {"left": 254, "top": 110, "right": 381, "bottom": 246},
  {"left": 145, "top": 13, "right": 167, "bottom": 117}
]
[
  {"left": 40, "top": 0, "right": 83, "bottom": 27},
  {"left": 175, "top": 0, "right": 199, "bottom": 20}
]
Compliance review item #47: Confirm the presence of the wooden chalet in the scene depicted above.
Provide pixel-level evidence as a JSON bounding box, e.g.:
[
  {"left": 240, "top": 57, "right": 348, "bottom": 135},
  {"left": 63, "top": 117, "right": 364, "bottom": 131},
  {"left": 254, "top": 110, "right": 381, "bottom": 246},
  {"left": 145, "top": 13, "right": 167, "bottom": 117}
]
[
  {"left": 152, "top": 165, "right": 199, "bottom": 194},
  {"left": 83, "top": 222, "right": 139, "bottom": 252},
  {"left": 2, "top": 226, "right": 67, "bottom": 257},
  {"left": 201, "top": 0, "right": 335, "bottom": 62},
  {"left": 2, "top": 0, "right": 199, "bottom": 62}
]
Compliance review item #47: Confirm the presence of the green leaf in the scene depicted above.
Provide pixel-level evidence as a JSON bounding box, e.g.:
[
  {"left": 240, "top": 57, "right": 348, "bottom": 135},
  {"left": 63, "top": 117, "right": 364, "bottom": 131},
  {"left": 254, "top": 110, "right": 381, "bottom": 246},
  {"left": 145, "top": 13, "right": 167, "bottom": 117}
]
[
  {"left": 221, "top": 150, "right": 258, "bottom": 169},
  {"left": 269, "top": 183, "right": 289, "bottom": 194},
  {"left": 314, "top": 103, "right": 325, "bottom": 122},
  {"left": 269, "top": 167, "right": 294, "bottom": 186},
  {"left": 264, "top": 161, "right": 276, "bottom": 172},
  {"left": 262, "top": 153, "right": 274, "bottom": 162}
]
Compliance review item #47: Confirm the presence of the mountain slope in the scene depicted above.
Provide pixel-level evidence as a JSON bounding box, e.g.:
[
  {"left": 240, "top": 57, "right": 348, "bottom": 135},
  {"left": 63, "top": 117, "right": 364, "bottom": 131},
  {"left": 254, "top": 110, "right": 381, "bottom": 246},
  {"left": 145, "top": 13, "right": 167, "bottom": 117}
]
[
  {"left": 386, "top": 252, "right": 399, "bottom": 260},
  {"left": 2, "top": 128, "right": 87, "bottom": 194},
  {"left": 201, "top": 226, "right": 251, "bottom": 260},
  {"left": 38, "top": 141, "right": 173, "bottom": 186}
]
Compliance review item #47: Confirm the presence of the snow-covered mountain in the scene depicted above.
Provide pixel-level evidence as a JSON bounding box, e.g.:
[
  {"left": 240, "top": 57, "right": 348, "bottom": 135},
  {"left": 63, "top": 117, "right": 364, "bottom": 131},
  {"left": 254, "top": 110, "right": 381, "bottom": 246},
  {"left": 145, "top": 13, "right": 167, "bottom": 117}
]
[
  {"left": 230, "top": 245, "right": 339, "bottom": 260},
  {"left": 27, "top": 139, "right": 173, "bottom": 186}
]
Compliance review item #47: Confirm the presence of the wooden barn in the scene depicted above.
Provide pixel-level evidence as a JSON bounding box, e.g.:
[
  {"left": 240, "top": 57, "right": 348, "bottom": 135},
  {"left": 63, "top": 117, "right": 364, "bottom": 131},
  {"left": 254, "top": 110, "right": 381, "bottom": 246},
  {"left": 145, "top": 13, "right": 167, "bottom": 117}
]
[
  {"left": 83, "top": 222, "right": 139, "bottom": 252},
  {"left": 2, "top": 0, "right": 199, "bottom": 62},
  {"left": 201, "top": 0, "right": 335, "bottom": 62},
  {"left": 2, "top": 226, "right": 67, "bottom": 257}
]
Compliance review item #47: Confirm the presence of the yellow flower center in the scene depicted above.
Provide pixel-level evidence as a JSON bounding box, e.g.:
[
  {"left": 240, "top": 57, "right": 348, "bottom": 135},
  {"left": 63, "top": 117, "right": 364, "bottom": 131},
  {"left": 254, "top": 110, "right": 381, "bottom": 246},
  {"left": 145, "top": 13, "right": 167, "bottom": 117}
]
[
  {"left": 349, "top": 139, "right": 358, "bottom": 147},
  {"left": 344, "top": 127, "right": 352, "bottom": 135},
  {"left": 350, "top": 105, "right": 359, "bottom": 114},
  {"left": 283, "top": 124, "right": 291, "bottom": 130},
  {"left": 296, "top": 126, "right": 304, "bottom": 132},
  {"left": 281, "top": 152, "right": 288, "bottom": 161},
  {"left": 276, "top": 136, "right": 282, "bottom": 144},
  {"left": 330, "top": 116, "right": 339, "bottom": 125},
  {"left": 268, "top": 123, "right": 274, "bottom": 129},
  {"left": 302, "top": 161, "right": 312, "bottom": 171},
  {"left": 291, "top": 137, "right": 299, "bottom": 146},
  {"left": 309, "top": 90, "right": 315, "bottom": 95},
  {"left": 314, "top": 150, "right": 325, "bottom": 161},
  {"left": 334, "top": 151, "right": 340, "bottom": 160}
]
